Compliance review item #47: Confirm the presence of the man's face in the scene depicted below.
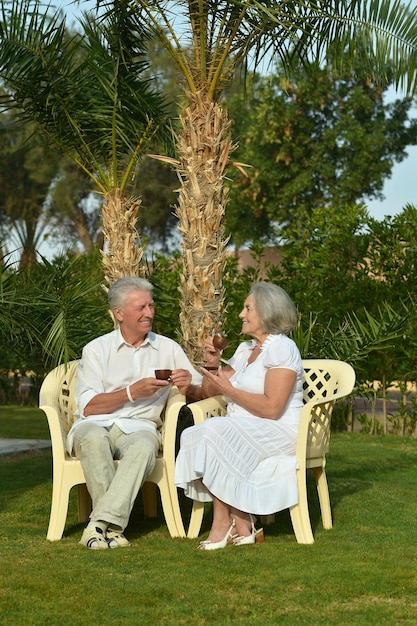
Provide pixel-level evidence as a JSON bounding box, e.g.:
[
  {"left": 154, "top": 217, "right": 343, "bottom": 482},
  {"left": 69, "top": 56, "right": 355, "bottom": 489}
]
[{"left": 114, "top": 289, "right": 155, "bottom": 338}]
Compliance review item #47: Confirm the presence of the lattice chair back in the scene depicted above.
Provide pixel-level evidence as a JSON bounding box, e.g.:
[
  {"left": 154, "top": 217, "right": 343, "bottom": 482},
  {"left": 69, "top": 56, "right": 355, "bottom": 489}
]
[
  {"left": 287, "top": 358, "right": 356, "bottom": 543},
  {"left": 57, "top": 362, "right": 79, "bottom": 444},
  {"left": 302, "top": 359, "right": 354, "bottom": 461},
  {"left": 38, "top": 361, "right": 79, "bottom": 462}
]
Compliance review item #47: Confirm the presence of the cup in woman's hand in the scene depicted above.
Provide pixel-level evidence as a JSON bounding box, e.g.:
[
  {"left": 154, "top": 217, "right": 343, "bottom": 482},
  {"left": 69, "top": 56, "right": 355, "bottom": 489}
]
[
  {"left": 155, "top": 369, "right": 172, "bottom": 380},
  {"left": 204, "top": 366, "right": 219, "bottom": 372},
  {"left": 213, "top": 335, "right": 229, "bottom": 350}
]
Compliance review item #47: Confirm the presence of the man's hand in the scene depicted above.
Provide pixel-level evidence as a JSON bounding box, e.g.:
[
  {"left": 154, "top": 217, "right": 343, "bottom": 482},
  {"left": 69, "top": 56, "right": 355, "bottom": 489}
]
[
  {"left": 170, "top": 368, "right": 192, "bottom": 395},
  {"left": 129, "top": 377, "right": 170, "bottom": 399}
]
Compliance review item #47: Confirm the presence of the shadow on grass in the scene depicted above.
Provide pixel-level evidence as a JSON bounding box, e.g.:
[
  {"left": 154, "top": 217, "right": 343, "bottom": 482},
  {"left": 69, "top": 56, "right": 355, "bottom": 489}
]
[
  {"left": 2, "top": 433, "right": 415, "bottom": 545},
  {"left": 0, "top": 450, "right": 52, "bottom": 510},
  {"left": 0, "top": 448, "right": 372, "bottom": 541}
]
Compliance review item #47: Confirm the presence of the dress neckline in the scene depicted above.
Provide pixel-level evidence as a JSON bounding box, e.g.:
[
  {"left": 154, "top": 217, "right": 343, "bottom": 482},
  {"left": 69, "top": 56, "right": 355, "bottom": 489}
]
[{"left": 250, "top": 334, "right": 274, "bottom": 353}]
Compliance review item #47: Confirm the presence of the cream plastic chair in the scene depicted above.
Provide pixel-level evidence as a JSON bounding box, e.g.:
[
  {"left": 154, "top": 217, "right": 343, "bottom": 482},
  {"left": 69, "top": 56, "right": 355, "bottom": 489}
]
[
  {"left": 183, "top": 358, "right": 355, "bottom": 544},
  {"left": 39, "top": 360, "right": 187, "bottom": 541}
]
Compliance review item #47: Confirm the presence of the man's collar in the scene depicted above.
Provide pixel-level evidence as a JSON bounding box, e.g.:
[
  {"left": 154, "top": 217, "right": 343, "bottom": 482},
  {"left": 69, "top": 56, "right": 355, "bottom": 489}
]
[{"left": 116, "top": 328, "right": 158, "bottom": 349}]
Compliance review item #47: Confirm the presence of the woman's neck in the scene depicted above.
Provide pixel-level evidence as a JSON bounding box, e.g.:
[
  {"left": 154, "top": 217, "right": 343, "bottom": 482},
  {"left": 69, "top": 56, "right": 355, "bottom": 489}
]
[{"left": 253, "top": 333, "right": 268, "bottom": 347}]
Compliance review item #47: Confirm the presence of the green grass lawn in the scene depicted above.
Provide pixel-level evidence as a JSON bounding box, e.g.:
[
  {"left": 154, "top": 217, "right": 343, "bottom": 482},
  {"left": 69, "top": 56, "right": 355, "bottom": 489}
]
[{"left": 1, "top": 406, "right": 417, "bottom": 625}]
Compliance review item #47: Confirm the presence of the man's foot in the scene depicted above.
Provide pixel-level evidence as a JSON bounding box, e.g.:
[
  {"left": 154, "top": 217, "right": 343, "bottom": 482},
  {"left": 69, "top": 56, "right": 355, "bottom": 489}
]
[
  {"left": 80, "top": 525, "right": 109, "bottom": 550},
  {"left": 106, "top": 529, "right": 131, "bottom": 549}
]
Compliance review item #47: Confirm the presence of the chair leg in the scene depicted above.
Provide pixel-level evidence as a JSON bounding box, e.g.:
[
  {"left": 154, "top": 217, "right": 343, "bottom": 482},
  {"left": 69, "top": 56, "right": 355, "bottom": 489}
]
[
  {"left": 77, "top": 484, "right": 91, "bottom": 523},
  {"left": 186, "top": 501, "right": 205, "bottom": 538},
  {"left": 142, "top": 480, "right": 185, "bottom": 538},
  {"left": 159, "top": 482, "right": 185, "bottom": 538},
  {"left": 313, "top": 467, "right": 332, "bottom": 530},
  {"left": 289, "top": 469, "right": 314, "bottom": 544},
  {"left": 166, "top": 485, "right": 186, "bottom": 538},
  {"left": 260, "top": 514, "right": 275, "bottom": 525},
  {"left": 142, "top": 481, "right": 158, "bottom": 518},
  {"left": 47, "top": 477, "right": 71, "bottom": 541}
]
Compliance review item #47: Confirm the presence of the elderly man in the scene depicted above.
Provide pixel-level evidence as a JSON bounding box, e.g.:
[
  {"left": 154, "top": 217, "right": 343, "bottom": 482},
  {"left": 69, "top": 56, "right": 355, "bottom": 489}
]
[{"left": 67, "top": 276, "right": 202, "bottom": 549}]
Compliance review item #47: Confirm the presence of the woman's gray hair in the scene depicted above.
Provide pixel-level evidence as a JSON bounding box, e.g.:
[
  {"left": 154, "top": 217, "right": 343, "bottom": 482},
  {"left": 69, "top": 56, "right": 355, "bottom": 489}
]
[
  {"left": 108, "top": 276, "right": 154, "bottom": 310},
  {"left": 249, "top": 281, "right": 298, "bottom": 335}
]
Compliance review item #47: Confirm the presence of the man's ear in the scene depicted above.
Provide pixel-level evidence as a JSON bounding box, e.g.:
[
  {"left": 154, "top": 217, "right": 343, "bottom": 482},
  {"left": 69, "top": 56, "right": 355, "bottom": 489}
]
[{"left": 113, "top": 307, "right": 123, "bottom": 323}]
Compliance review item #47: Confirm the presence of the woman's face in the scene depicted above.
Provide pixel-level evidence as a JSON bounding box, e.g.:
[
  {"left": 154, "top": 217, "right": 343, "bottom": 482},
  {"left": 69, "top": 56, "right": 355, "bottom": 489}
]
[{"left": 239, "top": 294, "right": 264, "bottom": 338}]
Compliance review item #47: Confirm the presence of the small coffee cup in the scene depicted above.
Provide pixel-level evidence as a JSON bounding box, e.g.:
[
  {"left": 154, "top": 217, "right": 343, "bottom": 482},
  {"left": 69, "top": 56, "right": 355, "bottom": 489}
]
[
  {"left": 155, "top": 369, "right": 172, "bottom": 380},
  {"left": 213, "top": 335, "right": 229, "bottom": 350}
]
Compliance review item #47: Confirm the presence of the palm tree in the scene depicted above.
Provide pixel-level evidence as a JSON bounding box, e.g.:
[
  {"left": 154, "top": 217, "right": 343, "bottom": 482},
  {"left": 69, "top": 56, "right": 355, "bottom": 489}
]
[
  {"left": 0, "top": 0, "right": 169, "bottom": 285},
  {"left": 127, "top": 0, "right": 417, "bottom": 365}
]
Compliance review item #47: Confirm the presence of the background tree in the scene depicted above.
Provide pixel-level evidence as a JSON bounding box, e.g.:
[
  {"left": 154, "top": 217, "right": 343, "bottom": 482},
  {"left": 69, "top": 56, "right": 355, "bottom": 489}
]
[
  {"left": 129, "top": 0, "right": 417, "bottom": 365},
  {"left": 0, "top": 252, "right": 110, "bottom": 392},
  {"left": 225, "top": 57, "right": 417, "bottom": 248},
  {"left": 269, "top": 204, "right": 376, "bottom": 321},
  {"left": 47, "top": 158, "right": 100, "bottom": 255},
  {"left": 0, "top": 111, "right": 60, "bottom": 267},
  {"left": 0, "top": 99, "right": 102, "bottom": 261},
  {"left": 128, "top": 38, "right": 184, "bottom": 253},
  {"left": 133, "top": 157, "right": 180, "bottom": 253},
  {"left": 0, "top": 0, "right": 169, "bottom": 284},
  {"left": 364, "top": 204, "right": 417, "bottom": 410},
  {"left": 2, "top": 201, "right": 417, "bottom": 423}
]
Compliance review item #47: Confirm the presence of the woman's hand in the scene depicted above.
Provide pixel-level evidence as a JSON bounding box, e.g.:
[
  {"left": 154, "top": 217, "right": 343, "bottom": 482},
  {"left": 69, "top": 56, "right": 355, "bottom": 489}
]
[
  {"left": 201, "top": 366, "right": 233, "bottom": 395},
  {"left": 204, "top": 337, "right": 221, "bottom": 368}
]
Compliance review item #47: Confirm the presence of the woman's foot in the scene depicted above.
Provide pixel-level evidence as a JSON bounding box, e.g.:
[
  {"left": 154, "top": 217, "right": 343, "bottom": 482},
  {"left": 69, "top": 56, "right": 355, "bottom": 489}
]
[
  {"left": 233, "top": 514, "right": 265, "bottom": 546},
  {"left": 198, "top": 520, "right": 237, "bottom": 551}
]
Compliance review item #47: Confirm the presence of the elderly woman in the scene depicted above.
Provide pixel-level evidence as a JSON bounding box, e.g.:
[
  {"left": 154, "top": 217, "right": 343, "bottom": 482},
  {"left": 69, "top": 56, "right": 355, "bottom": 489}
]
[{"left": 174, "top": 281, "right": 304, "bottom": 550}]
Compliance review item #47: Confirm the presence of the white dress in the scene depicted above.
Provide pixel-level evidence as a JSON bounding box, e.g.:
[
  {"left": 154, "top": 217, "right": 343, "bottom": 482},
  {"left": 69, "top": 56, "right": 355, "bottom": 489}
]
[{"left": 174, "top": 334, "right": 304, "bottom": 515}]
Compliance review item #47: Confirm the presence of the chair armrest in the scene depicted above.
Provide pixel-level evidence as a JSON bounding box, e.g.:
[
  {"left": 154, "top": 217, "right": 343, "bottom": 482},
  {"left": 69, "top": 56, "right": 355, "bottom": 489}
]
[
  {"left": 159, "top": 386, "right": 186, "bottom": 479},
  {"left": 161, "top": 386, "right": 186, "bottom": 449},
  {"left": 296, "top": 397, "right": 337, "bottom": 464},
  {"left": 187, "top": 395, "right": 228, "bottom": 425},
  {"left": 39, "top": 404, "right": 67, "bottom": 465}
]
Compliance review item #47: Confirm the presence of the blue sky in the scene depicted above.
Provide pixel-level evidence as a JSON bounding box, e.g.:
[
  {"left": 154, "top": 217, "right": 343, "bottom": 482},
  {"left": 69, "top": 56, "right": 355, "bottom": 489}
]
[
  {"left": 366, "top": 0, "right": 417, "bottom": 220},
  {"left": 366, "top": 143, "right": 417, "bottom": 220}
]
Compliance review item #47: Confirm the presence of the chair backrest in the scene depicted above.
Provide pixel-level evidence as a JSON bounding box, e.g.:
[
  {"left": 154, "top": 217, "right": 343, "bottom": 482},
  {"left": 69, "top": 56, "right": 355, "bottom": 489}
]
[
  {"left": 301, "top": 359, "right": 356, "bottom": 460},
  {"left": 302, "top": 359, "right": 355, "bottom": 404},
  {"left": 39, "top": 361, "right": 80, "bottom": 443}
]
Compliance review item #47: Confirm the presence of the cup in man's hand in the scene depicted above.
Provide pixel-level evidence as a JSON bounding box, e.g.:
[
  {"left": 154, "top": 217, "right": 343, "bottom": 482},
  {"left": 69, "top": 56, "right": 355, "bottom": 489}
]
[{"left": 155, "top": 369, "right": 172, "bottom": 380}]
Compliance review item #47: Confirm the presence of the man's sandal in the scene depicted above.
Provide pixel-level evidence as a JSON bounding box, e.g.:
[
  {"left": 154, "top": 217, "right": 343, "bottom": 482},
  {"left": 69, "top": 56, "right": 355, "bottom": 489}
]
[
  {"left": 80, "top": 526, "right": 109, "bottom": 550},
  {"left": 106, "top": 529, "right": 131, "bottom": 549}
]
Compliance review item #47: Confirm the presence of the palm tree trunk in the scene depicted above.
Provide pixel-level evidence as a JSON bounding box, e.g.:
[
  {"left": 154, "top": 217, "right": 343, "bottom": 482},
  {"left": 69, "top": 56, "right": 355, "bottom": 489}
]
[
  {"left": 175, "top": 92, "right": 232, "bottom": 366},
  {"left": 101, "top": 189, "right": 144, "bottom": 285}
]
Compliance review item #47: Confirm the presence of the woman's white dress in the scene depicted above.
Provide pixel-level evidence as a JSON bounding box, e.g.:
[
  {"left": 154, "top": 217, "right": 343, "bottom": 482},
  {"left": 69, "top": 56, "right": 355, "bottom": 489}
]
[{"left": 174, "top": 334, "right": 304, "bottom": 515}]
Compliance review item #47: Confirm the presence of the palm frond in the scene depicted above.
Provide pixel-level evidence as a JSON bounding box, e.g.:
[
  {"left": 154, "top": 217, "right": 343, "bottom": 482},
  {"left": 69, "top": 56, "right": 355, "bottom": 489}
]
[
  {"left": 296, "top": 300, "right": 410, "bottom": 364},
  {"left": 130, "top": 0, "right": 417, "bottom": 101},
  {"left": 262, "top": 0, "right": 417, "bottom": 93},
  {"left": 0, "top": 0, "right": 170, "bottom": 191}
]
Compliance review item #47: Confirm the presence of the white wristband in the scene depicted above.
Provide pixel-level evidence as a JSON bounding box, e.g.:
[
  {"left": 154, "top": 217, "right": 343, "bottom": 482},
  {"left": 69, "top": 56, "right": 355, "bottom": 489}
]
[{"left": 126, "top": 385, "right": 134, "bottom": 403}]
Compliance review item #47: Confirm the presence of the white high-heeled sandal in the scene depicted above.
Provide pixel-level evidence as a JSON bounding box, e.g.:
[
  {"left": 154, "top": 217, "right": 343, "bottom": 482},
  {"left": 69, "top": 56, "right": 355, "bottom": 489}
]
[
  {"left": 198, "top": 520, "right": 237, "bottom": 551},
  {"left": 233, "top": 514, "right": 264, "bottom": 546}
]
